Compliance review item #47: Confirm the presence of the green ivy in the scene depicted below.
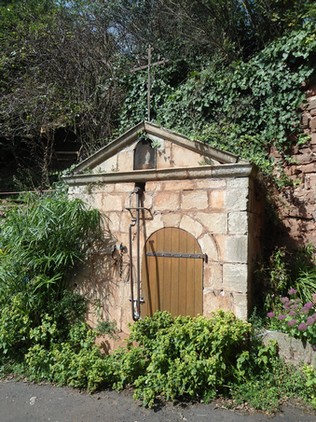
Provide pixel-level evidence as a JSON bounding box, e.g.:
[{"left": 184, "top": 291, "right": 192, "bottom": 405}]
[{"left": 120, "top": 23, "right": 316, "bottom": 177}]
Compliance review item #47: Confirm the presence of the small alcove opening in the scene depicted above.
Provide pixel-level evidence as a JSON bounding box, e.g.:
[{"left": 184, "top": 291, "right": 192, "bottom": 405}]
[{"left": 134, "top": 136, "right": 157, "bottom": 170}]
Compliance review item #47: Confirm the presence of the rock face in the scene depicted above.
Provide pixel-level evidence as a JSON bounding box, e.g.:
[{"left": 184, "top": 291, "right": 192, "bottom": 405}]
[
  {"left": 269, "top": 86, "right": 316, "bottom": 250},
  {"left": 263, "top": 330, "right": 316, "bottom": 369}
]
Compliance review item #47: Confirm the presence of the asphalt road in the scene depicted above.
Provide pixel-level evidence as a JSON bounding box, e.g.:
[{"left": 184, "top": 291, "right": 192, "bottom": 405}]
[{"left": 0, "top": 380, "right": 315, "bottom": 422}]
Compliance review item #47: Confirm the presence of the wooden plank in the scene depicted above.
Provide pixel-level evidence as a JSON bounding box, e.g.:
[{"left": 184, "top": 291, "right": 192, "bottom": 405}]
[
  {"left": 162, "top": 230, "right": 171, "bottom": 313},
  {"left": 169, "top": 227, "right": 179, "bottom": 316},
  {"left": 141, "top": 227, "right": 203, "bottom": 318}
]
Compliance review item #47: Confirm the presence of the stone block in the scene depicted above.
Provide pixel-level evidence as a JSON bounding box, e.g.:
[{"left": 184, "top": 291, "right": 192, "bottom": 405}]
[
  {"left": 263, "top": 331, "right": 316, "bottom": 369},
  {"left": 146, "top": 181, "right": 162, "bottom": 191},
  {"left": 204, "top": 263, "right": 223, "bottom": 289},
  {"left": 161, "top": 212, "right": 181, "bottom": 227},
  {"left": 94, "top": 155, "right": 118, "bottom": 173},
  {"left": 157, "top": 144, "right": 172, "bottom": 169},
  {"left": 310, "top": 117, "right": 316, "bottom": 132},
  {"left": 181, "top": 190, "right": 208, "bottom": 209},
  {"left": 228, "top": 212, "right": 248, "bottom": 234},
  {"left": 142, "top": 192, "right": 154, "bottom": 210},
  {"left": 226, "top": 178, "right": 249, "bottom": 190},
  {"left": 297, "top": 163, "right": 316, "bottom": 173},
  {"left": 117, "top": 151, "right": 133, "bottom": 172},
  {"left": 119, "top": 211, "right": 133, "bottom": 235},
  {"left": 86, "top": 183, "right": 113, "bottom": 194},
  {"left": 307, "top": 175, "right": 316, "bottom": 192},
  {"left": 115, "top": 182, "right": 135, "bottom": 193},
  {"left": 198, "top": 233, "right": 219, "bottom": 261},
  {"left": 225, "top": 189, "right": 248, "bottom": 211},
  {"left": 91, "top": 193, "right": 104, "bottom": 210},
  {"left": 144, "top": 213, "right": 164, "bottom": 234},
  {"left": 301, "top": 112, "right": 309, "bottom": 128},
  {"left": 162, "top": 179, "right": 195, "bottom": 191},
  {"left": 223, "top": 263, "right": 248, "bottom": 293},
  {"left": 203, "top": 289, "right": 234, "bottom": 316},
  {"left": 216, "top": 235, "right": 248, "bottom": 263},
  {"left": 171, "top": 143, "right": 203, "bottom": 167},
  {"left": 106, "top": 212, "right": 121, "bottom": 233},
  {"left": 195, "top": 179, "right": 226, "bottom": 189},
  {"left": 232, "top": 293, "right": 248, "bottom": 320},
  {"left": 154, "top": 191, "right": 180, "bottom": 211},
  {"left": 196, "top": 212, "right": 227, "bottom": 234},
  {"left": 209, "top": 190, "right": 226, "bottom": 210},
  {"left": 180, "top": 215, "right": 204, "bottom": 238},
  {"left": 308, "top": 96, "right": 316, "bottom": 111},
  {"left": 102, "top": 194, "right": 124, "bottom": 212}
]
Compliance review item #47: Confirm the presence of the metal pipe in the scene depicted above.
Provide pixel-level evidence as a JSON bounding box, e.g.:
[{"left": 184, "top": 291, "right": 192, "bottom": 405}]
[
  {"left": 129, "top": 219, "right": 137, "bottom": 320},
  {"left": 128, "top": 187, "right": 144, "bottom": 321},
  {"left": 136, "top": 188, "right": 141, "bottom": 320}
]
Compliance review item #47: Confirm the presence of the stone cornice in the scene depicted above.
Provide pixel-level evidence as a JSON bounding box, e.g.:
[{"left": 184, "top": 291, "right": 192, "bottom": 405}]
[{"left": 63, "top": 164, "right": 255, "bottom": 186}]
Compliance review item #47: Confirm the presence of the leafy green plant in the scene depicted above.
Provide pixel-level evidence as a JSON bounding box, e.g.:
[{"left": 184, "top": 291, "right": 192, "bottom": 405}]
[
  {"left": 0, "top": 190, "right": 101, "bottom": 359},
  {"left": 230, "top": 357, "right": 310, "bottom": 411},
  {"left": 25, "top": 322, "right": 110, "bottom": 391},
  {"left": 95, "top": 320, "right": 118, "bottom": 337},
  {"left": 295, "top": 269, "right": 316, "bottom": 304},
  {"left": 302, "top": 365, "right": 316, "bottom": 408},
  {"left": 108, "top": 311, "right": 258, "bottom": 407}
]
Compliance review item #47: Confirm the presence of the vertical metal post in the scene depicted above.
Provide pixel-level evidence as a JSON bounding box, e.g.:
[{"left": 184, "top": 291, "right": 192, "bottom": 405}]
[
  {"left": 128, "top": 187, "right": 143, "bottom": 321},
  {"left": 136, "top": 188, "right": 142, "bottom": 319},
  {"left": 147, "top": 45, "right": 152, "bottom": 121},
  {"left": 129, "top": 219, "right": 136, "bottom": 320}
]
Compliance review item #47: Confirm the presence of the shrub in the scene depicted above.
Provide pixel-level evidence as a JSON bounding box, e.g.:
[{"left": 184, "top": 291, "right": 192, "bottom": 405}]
[
  {"left": 0, "top": 191, "right": 101, "bottom": 359},
  {"left": 107, "top": 311, "right": 269, "bottom": 407}
]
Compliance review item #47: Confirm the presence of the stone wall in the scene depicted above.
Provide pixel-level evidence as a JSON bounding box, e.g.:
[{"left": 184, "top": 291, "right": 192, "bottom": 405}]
[
  {"left": 263, "top": 330, "right": 316, "bottom": 369},
  {"left": 270, "top": 85, "right": 316, "bottom": 250},
  {"left": 69, "top": 170, "right": 262, "bottom": 334}
]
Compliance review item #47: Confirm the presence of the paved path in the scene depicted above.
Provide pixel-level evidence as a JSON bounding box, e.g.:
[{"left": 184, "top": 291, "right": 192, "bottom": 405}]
[{"left": 0, "top": 380, "right": 315, "bottom": 422}]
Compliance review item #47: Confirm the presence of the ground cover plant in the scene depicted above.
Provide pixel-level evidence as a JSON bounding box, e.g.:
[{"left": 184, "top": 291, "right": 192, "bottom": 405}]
[
  {"left": 20, "top": 311, "right": 316, "bottom": 412},
  {"left": 0, "top": 192, "right": 315, "bottom": 412}
]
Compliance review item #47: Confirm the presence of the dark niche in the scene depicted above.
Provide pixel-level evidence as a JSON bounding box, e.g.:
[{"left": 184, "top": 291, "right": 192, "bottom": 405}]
[{"left": 134, "top": 136, "right": 157, "bottom": 170}]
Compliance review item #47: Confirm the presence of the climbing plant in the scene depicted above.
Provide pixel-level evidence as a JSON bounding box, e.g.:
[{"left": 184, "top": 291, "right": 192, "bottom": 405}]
[{"left": 120, "top": 23, "right": 316, "bottom": 176}]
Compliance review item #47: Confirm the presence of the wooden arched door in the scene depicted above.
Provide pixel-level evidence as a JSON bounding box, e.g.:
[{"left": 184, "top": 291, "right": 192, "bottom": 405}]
[{"left": 141, "top": 228, "right": 203, "bottom": 317}]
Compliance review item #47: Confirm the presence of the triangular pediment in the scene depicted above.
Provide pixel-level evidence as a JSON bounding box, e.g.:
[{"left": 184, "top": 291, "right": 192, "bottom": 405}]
[{"left": 70, "top": 121, "right": 240, "bottom": 176}]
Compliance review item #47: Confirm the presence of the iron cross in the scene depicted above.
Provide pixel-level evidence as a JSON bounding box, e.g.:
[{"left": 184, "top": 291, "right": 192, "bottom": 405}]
[{"left": 131, "top": 45, "right": 168, "bottom": 121}]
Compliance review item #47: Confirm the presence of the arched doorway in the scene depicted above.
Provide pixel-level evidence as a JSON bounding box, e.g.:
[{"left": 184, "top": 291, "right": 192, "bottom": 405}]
[{"left": 141, "top": 227, "right": 203, "bottom": 317}]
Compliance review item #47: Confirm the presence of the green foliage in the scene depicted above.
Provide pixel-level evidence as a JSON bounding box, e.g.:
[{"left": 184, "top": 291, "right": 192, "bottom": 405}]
[
  {"left": 303, "top": 365, "right": 316, "bottom": 408},
  {"left": 2, "top": 305, "right": 316, "bottom": 412},
  {"left": 256, "top": 247, "right": 290, "bottom": 313},
  {"left": 121, "top": 23, "right": 316, "bottom": 178},
  {"left": 25, "top": 322, "right": 110, "bottom": 392},
  {"left": 231, "top": 357, "right": 311, "bottom": 411},
  {"left": 267, "top": 289, "right": 316, "bottom": 346},
  {"left": 95, "top": 320, "right": 118, "bottom": 337},
  {"left": 295, "top": 269, "right": 316, "bottom": 304},
  {"left": 0, "top": 191, "right": 101, "bottom": 360},
  {"left": 107, "top": 311, "right": 268, "bottom": 407}
]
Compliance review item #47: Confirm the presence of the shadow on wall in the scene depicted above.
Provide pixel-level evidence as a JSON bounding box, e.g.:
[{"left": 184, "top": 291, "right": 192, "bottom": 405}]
[
  {"left": 71, "top": 223, "right": 129, "bottom": 328},
  {"left": 251, "top": 177, "right": 316, "bottom": 313}
]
